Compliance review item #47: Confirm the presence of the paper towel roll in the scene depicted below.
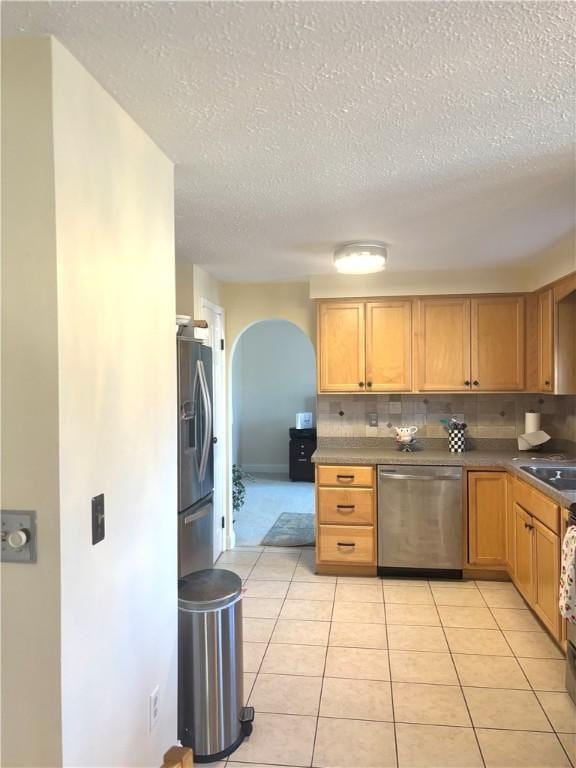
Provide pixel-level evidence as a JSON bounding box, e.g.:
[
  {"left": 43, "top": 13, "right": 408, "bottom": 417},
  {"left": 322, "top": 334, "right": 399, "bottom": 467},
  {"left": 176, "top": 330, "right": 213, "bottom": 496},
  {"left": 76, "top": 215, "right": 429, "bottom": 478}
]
[{"left": 525, "top": 412, "right": 541, "bottom": 433}]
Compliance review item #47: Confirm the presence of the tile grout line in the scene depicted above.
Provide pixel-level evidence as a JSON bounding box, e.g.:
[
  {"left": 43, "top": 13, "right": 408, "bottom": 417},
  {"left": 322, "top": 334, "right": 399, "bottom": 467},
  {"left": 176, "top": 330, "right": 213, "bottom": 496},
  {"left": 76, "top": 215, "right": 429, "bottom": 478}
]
[
  {"left": 230, "top": 550, "right": 574, "bottom": 766},
  {"left": 484, "top": 597, "right": 574, "bottom": 763},
  {"left": 434, "top": 581, "right": 573, "bottom": 764},
  {"left": 432, "top": 586, "right": 487, "bottom": 768},
  {"left": 243, "top": 548, "right": 322, "bottom": 768},
  {"left": 381, "top": 579, "right": 400, "bottom": 768}
]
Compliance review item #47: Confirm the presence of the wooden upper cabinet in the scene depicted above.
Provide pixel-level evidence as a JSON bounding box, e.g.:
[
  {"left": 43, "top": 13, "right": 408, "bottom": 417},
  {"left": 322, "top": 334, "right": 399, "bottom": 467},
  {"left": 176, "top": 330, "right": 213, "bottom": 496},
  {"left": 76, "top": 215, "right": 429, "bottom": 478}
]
[
  {"left": 471, "top": 296, "right": 525, "bottom": 391},
  {"left": 555, "top": 288, "right": 576, "bottom": 395},
  {"left": 416, "top": 298, "right": 471, "bottom": 391},
  {"left": 537, "top": 289, "right": 554, "bottom": 392},
  {"left": 318, "top": 302, "right": 365, "bottom": 392},
  {"left": 468, "top": 471, "right": 507, "bottom": 567},
  {"left": 365, "top": 301, "right": 412, "bottom": 391}
]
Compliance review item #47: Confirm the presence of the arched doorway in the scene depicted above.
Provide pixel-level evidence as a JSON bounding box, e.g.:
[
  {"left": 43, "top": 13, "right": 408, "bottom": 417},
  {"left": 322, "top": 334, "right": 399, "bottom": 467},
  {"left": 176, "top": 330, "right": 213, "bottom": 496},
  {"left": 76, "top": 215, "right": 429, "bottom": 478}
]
[{"left": 229, "top": 319, "right": 316, "bottom": 547}]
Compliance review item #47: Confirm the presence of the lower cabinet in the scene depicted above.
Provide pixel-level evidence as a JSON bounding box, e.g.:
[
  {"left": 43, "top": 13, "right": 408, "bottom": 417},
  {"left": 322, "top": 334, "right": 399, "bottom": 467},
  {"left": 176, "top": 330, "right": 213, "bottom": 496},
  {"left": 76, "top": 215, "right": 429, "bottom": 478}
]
[
  {"left": 505, "top": 474, "right": 516, "bottom": 576},
  {"left": 514, "top": 502, "right": 535, "bottom": 602},
  {"left": 315, "top": 465, "right": 376, "bottom": 574},
  {"left": 512, "top": 484, "right": 562, "bottom": 640},
  {"left": 467, "top": 471, "right": 563, "bottom": 644},
  {"left": 533, "top": 518, "right": 561, "bottom": 638},
  {"left": 317, "top": 525, "right": 375, "bottom": 565},
  {"left": 467, "top": 471, "right": 507, "bottom": 567}
]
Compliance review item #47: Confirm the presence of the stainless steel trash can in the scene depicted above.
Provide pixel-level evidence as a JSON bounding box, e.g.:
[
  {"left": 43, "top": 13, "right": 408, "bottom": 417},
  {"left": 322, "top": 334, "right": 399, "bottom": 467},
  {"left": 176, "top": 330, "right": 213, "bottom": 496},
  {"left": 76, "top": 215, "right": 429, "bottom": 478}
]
[{"left": 178, "top": 568, "right": 254, "bottom": 762}]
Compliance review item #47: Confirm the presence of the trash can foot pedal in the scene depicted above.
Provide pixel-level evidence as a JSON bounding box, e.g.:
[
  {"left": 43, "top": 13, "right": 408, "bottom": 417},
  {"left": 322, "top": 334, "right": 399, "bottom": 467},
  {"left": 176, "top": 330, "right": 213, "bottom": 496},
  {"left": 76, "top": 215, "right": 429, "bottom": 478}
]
[{"left": 240, "top": 706, "right": 255, "bottom": 737}]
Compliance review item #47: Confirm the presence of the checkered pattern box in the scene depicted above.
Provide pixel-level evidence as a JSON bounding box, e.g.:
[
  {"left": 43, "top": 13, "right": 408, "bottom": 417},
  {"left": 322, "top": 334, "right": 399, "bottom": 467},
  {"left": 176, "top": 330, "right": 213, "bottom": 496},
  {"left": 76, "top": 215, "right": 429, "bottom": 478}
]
[{"left": 448, "top": 429, "right": 466, "bottom": 453}]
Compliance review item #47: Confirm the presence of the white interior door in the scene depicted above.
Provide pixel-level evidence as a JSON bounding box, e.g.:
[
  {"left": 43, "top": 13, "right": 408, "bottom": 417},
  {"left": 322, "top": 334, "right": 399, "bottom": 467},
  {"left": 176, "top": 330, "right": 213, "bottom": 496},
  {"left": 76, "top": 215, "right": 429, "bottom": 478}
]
[{"left": 200, "top": 299, "right": 225, "bottom": 562}]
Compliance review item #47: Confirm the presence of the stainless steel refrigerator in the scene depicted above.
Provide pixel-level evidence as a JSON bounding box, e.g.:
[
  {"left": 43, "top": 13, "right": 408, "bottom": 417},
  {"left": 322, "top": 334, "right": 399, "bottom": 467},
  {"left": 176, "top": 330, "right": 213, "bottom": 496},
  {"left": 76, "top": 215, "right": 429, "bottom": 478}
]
[{"left": 178, "top": 332, "right": 214, "bottom": 578}]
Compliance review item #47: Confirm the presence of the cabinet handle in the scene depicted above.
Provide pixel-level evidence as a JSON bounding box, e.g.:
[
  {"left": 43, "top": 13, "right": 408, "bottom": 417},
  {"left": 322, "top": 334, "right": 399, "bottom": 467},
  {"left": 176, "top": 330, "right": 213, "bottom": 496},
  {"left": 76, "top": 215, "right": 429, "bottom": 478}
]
[
  {"left": 336, "top": 504, "right": 355, "bottom": 510},
  {"left": 464, "top": 380, "right": 471, "bottom": 386},
  {"left": 473, "top": 380, "right": 479, "bottom": 386},
  {"left": 366, "top": 381, "right": 372, "bottom": 388},
  {"left": 336, "top": 474, "right": 355, "bottom": 481},
  {"left": 358, "top": 382, "right": 365, "bottom": 388},
  {"left": 545, "top": 380, "right": 551, "bottom": 386},
  {"left": 524, "top": 522, "right": 534, "bottom": 530},
  {"left": 337, "top": 542, "right": 356, "bottom": 548}
]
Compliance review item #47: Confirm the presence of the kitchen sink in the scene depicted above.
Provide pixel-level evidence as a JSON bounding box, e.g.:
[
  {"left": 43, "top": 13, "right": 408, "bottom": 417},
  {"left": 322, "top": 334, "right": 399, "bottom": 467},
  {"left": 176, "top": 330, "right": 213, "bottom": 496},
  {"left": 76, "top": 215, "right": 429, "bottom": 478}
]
[{"left": 520, "top": 466, "right": 576, "bottom": 491}]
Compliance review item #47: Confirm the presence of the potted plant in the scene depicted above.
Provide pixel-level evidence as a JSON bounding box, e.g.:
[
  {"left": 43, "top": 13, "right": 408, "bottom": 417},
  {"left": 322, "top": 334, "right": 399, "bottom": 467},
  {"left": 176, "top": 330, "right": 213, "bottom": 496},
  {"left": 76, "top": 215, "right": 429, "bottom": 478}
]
[{"left": 232, "top": 464, "right": 246, "bottom": 516}]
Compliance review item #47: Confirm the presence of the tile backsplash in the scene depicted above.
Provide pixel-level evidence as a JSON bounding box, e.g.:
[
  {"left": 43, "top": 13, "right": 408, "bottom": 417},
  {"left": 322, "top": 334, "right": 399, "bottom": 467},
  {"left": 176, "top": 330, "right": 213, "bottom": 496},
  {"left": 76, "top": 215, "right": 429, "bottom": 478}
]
[{"left": 317, "top": 394, "right": 575, "bottom": 444}]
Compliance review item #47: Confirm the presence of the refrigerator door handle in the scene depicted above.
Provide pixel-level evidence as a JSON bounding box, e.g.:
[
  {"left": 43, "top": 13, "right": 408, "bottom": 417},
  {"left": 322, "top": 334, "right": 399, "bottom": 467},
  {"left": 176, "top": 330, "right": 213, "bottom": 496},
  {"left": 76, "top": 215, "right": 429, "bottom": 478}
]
[
  {"left": 191, "top": 364, "right": 202, "bottom": 475},
  {"left": 197, "top": 359, "right": 212, "bottom": 482}
]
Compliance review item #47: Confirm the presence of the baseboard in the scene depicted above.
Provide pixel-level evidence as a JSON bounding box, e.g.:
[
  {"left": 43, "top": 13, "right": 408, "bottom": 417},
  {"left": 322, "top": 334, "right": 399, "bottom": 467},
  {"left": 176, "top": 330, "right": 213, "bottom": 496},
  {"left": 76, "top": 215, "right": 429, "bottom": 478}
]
[{"left": 242, "top": 464, "right": 289, "bottom": 474}]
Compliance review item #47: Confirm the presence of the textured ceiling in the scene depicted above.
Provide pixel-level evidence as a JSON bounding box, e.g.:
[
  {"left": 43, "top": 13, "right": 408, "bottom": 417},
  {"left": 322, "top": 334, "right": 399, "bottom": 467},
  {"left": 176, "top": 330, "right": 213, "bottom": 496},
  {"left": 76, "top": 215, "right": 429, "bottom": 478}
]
[{"left": 3, "top": 1, "right": 575, "bottom": 282}]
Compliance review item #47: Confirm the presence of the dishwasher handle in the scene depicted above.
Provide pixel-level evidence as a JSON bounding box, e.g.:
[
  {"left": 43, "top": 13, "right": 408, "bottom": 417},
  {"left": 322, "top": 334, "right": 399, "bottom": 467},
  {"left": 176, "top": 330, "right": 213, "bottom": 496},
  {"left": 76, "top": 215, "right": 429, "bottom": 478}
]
[{"left": 378, "top": 471, "right": 461, "bottom": 481}]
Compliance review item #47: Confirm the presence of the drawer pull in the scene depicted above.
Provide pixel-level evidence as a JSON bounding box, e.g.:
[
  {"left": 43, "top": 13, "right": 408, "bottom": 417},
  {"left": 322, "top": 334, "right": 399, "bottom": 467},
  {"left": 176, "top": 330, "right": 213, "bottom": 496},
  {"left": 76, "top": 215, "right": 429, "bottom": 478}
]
[
  {"left": 337, "top": 541, "right": 356, "bottom": 548},
  {"left": 336, "top": 504, "right": 355, "bottom": 510},
  {"left": 336, "top": 474, "right": 355, "bottom": 481}
]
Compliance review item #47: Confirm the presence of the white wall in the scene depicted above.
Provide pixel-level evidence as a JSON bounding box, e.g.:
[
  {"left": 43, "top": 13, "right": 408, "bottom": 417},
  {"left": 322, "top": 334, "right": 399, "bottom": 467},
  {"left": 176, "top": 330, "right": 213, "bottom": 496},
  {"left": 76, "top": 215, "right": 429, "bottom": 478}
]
[
  {"left": 233, "top": 321, "right": 316, "bottom": 473},
  {"left": 50, "top": 39, "right": 177, "bottom": 768},
  {"left": 2, "top": 37, "right": 177, "bottom": 768},
  {"left": 309, "top": 266, "right": 529, "bottom": 298},
  {"left": 524, "top": 230, "right": 576, "bottom": 290},
  {"left": 175, "top": 261, "right": 195, "bottom": 317},
  {"left": 309, "top": 232, "right": 575, "bottom": 299},
  {"left": 1, "top": 37, "right": 63, "bottom": 768},
  {"left": 231, "top": 338, "right": 244, "bottom": 465},
  {"left": 222, "top": 282, "right": 315, "bottom": 348},
  {"left": 176, "top": 262, "right": 223, "bottom": 319}
]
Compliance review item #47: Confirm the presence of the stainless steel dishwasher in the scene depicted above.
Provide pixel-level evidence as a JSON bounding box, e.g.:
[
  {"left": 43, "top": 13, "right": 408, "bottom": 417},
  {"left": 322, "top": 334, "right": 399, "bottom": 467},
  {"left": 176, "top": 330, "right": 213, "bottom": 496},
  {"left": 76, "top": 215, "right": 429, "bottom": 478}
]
[{"left": 378, "top": 464, "right": 463, "bottom": 578}]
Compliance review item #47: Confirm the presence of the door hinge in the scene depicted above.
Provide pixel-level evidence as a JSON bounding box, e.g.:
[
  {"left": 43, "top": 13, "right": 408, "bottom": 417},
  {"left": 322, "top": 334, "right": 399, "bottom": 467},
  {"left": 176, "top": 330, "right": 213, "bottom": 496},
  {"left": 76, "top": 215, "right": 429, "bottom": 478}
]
[
  {"left": 220, "top": 339, "right": 225, "bottom": 351},
  {"left": 221, "top": 516, "right": 225, "bottom": 529}
]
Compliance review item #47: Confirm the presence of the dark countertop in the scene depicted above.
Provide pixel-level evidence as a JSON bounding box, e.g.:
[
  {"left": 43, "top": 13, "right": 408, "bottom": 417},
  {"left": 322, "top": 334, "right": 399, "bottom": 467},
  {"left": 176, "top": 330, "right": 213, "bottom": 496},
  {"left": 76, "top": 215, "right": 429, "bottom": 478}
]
[{"left": 312, "top": 442, "right": 576, "bottom": 510}]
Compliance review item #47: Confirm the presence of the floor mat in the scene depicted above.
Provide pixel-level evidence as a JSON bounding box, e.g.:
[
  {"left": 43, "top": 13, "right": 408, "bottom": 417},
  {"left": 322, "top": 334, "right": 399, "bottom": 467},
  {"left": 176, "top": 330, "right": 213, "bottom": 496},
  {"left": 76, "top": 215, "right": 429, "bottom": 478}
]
[{"left": 261, "top": 512, "right": 315, "bottom": 547}]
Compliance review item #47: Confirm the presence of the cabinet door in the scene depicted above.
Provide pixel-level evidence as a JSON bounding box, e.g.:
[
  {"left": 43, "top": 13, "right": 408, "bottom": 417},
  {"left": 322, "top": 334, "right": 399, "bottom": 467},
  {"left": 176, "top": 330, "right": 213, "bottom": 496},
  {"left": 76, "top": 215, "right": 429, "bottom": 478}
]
[
  {"left": 471, "top": 297, "right": 525, "bottom": 390},
  {"left": 416, "top": 298, "right": 471, "bottom": 391},
  {"left": 318, "top": 302, "right": 365, "bottom": 392},
  {"left": 366, "top": 300, "right": 411, "bottom": 391},
  {"left": 533, "top": 518, "right": 561, "bottom": 638},
  {"left": 514, "top": 503, "right": 534, "bottom": 602},
  {"left": 505, "top": 474, "right": 516, "bottom": 576},
  {"left": 537, "top": 289, "right": 554, "bottom": 392},
  {"left": 468, "top": 472, "right": 507, "bottom": 566}
]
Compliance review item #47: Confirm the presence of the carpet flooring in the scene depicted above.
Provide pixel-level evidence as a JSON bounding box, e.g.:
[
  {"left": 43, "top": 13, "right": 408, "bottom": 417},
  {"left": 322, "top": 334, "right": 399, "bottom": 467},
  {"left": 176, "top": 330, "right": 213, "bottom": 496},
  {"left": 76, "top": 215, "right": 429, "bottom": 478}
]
[{"left": 234, "top": 473, "right": 315, "bottom": 547}]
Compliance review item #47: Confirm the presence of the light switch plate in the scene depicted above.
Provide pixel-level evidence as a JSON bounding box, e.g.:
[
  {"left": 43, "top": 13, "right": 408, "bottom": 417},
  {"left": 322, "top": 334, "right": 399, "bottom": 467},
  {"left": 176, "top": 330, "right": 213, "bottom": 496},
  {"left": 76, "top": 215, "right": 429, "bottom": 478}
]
[
  {"left": 1, "top": 510, "right": 37, "bottom": 563},
  {"left": 92, "top": 494, "right": 105, "bottom": 545}
]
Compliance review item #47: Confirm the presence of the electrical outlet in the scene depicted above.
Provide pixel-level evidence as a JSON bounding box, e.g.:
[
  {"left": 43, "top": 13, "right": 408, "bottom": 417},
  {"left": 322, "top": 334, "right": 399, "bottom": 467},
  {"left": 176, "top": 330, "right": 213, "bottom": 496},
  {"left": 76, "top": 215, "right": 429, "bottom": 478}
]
[
  {"left": 149, "top": 685, "right": 160, "bottom": 731},
  {"left": 368, "top": 412, "right": 378, "bottom": 427}
]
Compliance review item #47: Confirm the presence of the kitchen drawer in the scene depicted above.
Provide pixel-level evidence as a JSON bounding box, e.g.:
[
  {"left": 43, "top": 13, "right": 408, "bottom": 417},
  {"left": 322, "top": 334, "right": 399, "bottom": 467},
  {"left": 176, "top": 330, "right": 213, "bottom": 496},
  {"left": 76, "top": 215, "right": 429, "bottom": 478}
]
[
  {"left": 317, "top": 465, "right": 374, "bottom": 488},
  {"left": 513, "top": 477, "right": 559, "bottom": 534},
  {"left": 530, "top": 491, "right": 560, "bottom": 534},
  {"left": 317, "top": 525, "right": 375, "bottom": 564},
  {"left": 514, "top": 477, "right": 534, "bottom": 514},
  {"left": 317, "top": 488, "right": 374, "bottom": 526}
]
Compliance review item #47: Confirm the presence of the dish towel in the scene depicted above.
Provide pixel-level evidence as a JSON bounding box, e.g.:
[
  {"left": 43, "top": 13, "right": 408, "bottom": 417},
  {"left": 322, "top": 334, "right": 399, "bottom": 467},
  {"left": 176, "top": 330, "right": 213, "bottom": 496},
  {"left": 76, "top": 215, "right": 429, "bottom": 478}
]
[{"left": 559, "top": 525, "right": 576, "bottom": 623}]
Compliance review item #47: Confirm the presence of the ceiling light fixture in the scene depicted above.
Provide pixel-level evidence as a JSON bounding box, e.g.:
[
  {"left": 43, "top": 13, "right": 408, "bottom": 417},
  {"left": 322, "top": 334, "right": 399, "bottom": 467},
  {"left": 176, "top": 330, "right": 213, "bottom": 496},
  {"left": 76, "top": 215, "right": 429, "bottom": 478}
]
[{"left": 333, "top": 241, "right": 388, "bottom": 275}]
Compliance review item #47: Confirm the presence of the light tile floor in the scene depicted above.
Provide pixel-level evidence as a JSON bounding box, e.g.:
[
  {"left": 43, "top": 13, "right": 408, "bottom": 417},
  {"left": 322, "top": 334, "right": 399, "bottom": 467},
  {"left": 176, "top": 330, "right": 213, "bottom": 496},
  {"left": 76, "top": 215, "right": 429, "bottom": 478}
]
[{"left": 215, "top": 547, "right": 575, "bottom": 768}]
